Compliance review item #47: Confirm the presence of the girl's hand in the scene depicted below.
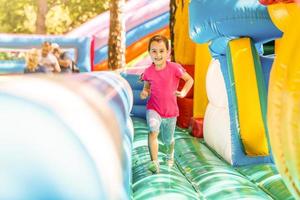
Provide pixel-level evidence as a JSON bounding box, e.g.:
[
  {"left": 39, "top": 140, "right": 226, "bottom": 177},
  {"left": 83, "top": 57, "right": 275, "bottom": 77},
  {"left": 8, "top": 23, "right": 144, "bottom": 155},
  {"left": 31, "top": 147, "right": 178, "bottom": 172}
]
[
  {"left": 175, "top": 90, "right": 186, "bottom": 98},
  {"left": 140, "top": 90, "right": 149, "bottom": 99}
]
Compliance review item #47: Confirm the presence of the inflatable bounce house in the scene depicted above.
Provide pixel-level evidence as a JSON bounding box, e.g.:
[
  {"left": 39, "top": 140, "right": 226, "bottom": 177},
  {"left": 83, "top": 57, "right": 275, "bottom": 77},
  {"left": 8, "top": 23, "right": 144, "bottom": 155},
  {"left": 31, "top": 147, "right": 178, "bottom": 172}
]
[
  {"left": 0, "top": 0, "right": 299, "bottom": 199},
  {"left": 0, "top": 0, "right": 169, "bottom": 73}
]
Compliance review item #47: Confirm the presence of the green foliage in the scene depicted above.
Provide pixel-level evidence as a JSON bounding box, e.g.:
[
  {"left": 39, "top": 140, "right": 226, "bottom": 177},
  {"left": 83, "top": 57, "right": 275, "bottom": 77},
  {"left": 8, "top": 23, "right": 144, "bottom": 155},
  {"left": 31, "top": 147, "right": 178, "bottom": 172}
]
[
  {"left": 0, "top": 0, "right": 110, "bottom": 34},
  {"left": 0, "top": 52, "right": 10, "bottom": 60},
  {"left": 0, "top": 51, "right": 25, "bottom": 60},
  {"left": 46, "top": 4, "right": 72, "bottom": 34},
  {"left": 0, "top": 0, "right": 35, "bottom": 33},
  {"left": 63, "top": 0, "right": 110, "bottom": 31}
]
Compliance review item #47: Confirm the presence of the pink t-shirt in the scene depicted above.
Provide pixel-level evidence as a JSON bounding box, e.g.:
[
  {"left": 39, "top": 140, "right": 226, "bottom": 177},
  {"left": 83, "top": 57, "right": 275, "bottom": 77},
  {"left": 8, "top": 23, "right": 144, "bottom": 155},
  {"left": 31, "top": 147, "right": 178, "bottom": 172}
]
[{"left": 142, "top": 61, "right": 185, "bottom": 118}]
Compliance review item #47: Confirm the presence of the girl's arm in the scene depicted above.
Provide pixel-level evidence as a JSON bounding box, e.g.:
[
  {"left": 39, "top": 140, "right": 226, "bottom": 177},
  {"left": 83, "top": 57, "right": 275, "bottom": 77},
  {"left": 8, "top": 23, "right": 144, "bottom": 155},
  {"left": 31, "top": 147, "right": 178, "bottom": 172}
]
[
  {"left": 140, "top": 81, "right": 150, "bottom": 99},
  {"left": 175, "top": 72, "right": 194, "bottom": 98}
]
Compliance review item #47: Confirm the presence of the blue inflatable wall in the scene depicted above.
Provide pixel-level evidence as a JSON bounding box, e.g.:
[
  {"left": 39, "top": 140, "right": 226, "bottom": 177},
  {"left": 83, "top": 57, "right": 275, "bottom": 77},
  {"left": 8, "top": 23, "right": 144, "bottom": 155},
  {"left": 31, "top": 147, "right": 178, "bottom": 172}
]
[
  {"left": 121, "top": 73, "right": 147, "bottom": 119},
  {"left": 0, "top": 35, "right": 92, "bottom": 73}
]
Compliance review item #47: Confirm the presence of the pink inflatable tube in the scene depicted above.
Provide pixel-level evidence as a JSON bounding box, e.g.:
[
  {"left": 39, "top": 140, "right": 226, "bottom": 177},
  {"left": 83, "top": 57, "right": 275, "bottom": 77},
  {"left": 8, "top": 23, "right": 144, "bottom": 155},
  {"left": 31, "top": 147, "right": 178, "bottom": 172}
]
[
  {"left": 67, "top": 0, "right": 170, "bottom": 50},
  {"left": 93, "top": 0, "right": 170, "bottom": 49}
]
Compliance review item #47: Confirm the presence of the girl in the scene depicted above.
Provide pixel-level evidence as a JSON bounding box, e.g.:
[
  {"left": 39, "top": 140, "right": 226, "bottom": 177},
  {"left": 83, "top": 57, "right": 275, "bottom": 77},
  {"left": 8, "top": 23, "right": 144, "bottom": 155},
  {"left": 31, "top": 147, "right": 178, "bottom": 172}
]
[
  {"left": 140, "top": 35, "right": 194, "bottom": 173},
  {"left": 24, "top": 48, "right": 48, "bottom": 73}
]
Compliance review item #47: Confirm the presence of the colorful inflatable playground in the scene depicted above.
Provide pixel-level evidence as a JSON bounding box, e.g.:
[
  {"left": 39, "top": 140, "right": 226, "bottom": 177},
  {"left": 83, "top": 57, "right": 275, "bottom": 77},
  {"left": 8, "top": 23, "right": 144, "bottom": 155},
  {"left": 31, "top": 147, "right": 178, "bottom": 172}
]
[{"left": 0, "top": 0, "right": 299, "bottom": 199}]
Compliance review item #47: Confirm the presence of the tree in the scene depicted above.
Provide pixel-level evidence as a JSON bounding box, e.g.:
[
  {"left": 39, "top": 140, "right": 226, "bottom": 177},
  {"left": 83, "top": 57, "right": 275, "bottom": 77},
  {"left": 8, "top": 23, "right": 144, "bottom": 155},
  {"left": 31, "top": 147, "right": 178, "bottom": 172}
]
[
  {"left": 0, "top": 0, "right": 35, "bottom": 33},
  {"left": 36, "top": 0, "right": 48, "bottom": 34},
  {"left": 0, "top": 0, "right": 110, "bottom": 34},
  {"left": 169, "top": 0, "right": 177, "bottom": 61},
  {"left": 108, "top": 0, "right": 126, "bottom": 70}
]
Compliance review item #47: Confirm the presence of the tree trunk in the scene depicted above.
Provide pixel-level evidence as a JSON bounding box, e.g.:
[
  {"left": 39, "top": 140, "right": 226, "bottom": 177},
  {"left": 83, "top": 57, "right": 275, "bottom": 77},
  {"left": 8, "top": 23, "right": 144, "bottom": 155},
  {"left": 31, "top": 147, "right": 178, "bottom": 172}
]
[
  {"left": 108, "top": 0, "right": 126, "bottom": 70},
  {"left": 169, "top": 0, "right": 177, "bottom": 62},
  {"left": 36, "top": 0, "right": 48, "bottom": 34}
]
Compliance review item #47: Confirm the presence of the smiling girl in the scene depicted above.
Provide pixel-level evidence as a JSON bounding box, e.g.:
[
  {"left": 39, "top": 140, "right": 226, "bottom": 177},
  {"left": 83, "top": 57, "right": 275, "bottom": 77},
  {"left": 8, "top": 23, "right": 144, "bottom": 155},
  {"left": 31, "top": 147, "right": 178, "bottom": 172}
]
[{"left": 140, "top": 35, "right": 194, "bottom": 173}]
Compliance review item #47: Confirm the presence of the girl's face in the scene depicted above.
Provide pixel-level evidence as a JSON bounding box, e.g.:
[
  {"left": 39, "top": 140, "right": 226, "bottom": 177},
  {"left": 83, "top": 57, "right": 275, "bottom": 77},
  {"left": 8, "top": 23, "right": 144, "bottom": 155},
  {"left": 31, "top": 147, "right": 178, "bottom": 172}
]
[
  {"left": 26, "top": 50, "right": 39, "bottom": 70},
  {"left": 149, "top": 41, "right": 168, "bottom": 67}
]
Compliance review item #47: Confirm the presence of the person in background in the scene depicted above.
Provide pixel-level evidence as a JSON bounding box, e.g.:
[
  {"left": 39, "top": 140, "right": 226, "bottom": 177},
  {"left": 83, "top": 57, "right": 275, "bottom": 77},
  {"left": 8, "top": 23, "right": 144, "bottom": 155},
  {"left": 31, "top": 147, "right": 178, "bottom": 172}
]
[
  {"left": 39, "top": 41, "right": 61, "bottom": 73},
  {"left": 52, "top": 43, "right": 72, "bottom": 73},
  {"left": 52, "top": 43, "right": 79, "bottom": 73},
  {"left": 140, "top": 35, "right": 194, "bottom": 174},
  {"left": 24, "top": 48, "right": 48, "bottom": 73}
]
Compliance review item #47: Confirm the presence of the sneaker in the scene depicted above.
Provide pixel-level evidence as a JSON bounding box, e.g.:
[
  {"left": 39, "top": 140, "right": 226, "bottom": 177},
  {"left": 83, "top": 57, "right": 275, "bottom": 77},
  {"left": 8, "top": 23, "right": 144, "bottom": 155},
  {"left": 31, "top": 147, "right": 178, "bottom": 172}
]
[
  {"left": 148, "top": 160, "right": 160, "bottom": 174},
  {"left": 167, "top": 158, "right": 174, "bottom": 168}
]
